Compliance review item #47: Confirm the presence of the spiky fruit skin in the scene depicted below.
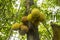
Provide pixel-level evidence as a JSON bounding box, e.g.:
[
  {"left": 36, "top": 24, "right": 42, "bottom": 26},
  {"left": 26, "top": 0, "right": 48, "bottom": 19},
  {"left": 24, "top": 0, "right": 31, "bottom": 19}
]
[
  {"left": 27, "top": 8, "right": 46, "bottom": 24},
  {"left": 31, "top": 8, "right": 40, "bottom": 15},
  {"left": 39, "top": 13, "right": 46, "bottom": 22},
  {"left": 27, "top": 8, "right": 40, "bottom": 23},
  {"left": 27, "top": 8, "right": 40, "bottom": 24},
  {"left": 20, "top": 25, "right": 29, "bottom": 32},
  {"left": 19, "top": 24, "right": 29, "bottom": 35},
  {"left": 22, "top": 16, "right": 27, "bottom": 22},
  {"left": 27, "top": 14, "right": 32, "bottom": 22},
  {"left": 12, "top": 23, "right": 20, "bottom": 30}
]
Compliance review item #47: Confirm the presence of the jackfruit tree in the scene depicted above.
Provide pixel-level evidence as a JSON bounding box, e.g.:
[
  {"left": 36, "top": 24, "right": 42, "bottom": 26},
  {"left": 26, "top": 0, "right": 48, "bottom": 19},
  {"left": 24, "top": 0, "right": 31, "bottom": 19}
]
[{"left": 0, "top": 0, "right": 60, "bottom": 40}]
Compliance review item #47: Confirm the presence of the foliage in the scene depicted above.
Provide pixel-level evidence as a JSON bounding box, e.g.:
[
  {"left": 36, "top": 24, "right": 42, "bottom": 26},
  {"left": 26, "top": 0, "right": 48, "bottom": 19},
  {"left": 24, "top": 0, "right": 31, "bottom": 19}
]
[
  {"left": 0, "top": 0, "right": 21, "bottom": 40},
  {"left": 0, "top": 0, "right": 60, "bottom": 40}
]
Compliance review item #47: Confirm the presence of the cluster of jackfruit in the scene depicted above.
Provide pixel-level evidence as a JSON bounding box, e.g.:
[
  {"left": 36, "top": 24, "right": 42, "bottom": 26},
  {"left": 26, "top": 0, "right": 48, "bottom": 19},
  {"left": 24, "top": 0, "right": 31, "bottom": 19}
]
[
  {"left": 12, "top": 8, "right": 46, "bottom": 30},
  {"left": 12, "top": 22, "right": 29, "bottom": 30},
  {"left": 27, "top": 8, "right": 46, "bottom": 25},
  {"left": 11, "top": 8, "right": 46, "bottom": 35},
  {"left": 12, "top": 22, "right": 29, "bottom": 35},
  {"left": 20, "top": 8, "right": 46, "bottom": 25}
]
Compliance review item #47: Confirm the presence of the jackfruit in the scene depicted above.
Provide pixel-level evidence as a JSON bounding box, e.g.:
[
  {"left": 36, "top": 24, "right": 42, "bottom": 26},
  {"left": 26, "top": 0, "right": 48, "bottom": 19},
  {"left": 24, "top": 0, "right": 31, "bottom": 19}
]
[
  {"left": 27, "top": 14, "right": 32, "bottom": 22},
  {"left": 27, "top": 8, "right": 40, "bottom": 23},
  {"left": 39, "top": 13, "right": 46, "bottom": 22},
  {"left": 12, "top": 23, "right": 20, "bottom": 30},
  {"left": 20, "top": 25, "right": 29, "bottom": 32},
  {"left": 27, "top": 8, "right": 46, "bottom": 25},
  {"left": 19, "top": 23, "right": 29, "bottom": 35},
  {"left": 21, "top": 16, "right": 27, "bottom": 22}
]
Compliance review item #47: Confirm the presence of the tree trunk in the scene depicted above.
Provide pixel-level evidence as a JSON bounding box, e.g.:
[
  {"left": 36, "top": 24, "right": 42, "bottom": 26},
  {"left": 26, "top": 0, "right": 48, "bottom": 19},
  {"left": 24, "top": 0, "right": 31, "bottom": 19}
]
[
  {"left": 25, "top": 0, "right": 40, "bottom": 40},
  {"left": 51, "top": 23, "right": 60, "bottom": 40},
  {"left": 27, "top": 25, "right": 40, "bottom": 40}
]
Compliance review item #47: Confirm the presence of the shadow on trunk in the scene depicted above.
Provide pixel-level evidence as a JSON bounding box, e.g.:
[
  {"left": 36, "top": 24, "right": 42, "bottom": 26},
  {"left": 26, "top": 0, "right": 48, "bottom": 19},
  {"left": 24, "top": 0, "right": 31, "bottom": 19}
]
[{"left": 51, "top": 22, "right": 60, "bottom": 40}]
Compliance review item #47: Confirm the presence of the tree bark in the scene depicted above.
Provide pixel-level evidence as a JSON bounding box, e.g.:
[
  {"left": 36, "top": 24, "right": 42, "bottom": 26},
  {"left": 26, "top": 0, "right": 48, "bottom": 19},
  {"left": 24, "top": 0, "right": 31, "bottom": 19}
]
[
  {"left": 27, "top": 25, "right": 40, "bottom": 40},
  {"left": 51, "top": 22, "right": 60, "bottom": 40}
]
